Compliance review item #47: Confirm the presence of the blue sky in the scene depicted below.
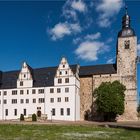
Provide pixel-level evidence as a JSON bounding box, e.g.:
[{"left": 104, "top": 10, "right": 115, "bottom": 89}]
[{"left": 0, "top": 0, "right": 140, "bottom": 95}]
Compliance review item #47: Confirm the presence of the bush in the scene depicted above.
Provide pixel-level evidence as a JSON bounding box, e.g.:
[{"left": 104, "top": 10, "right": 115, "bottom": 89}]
[
  {"left": 32, "top": 114, "right": 37, "bottom": 121},
  {"left": 20, "top": 114, "right": 24, "bottom": 121}
]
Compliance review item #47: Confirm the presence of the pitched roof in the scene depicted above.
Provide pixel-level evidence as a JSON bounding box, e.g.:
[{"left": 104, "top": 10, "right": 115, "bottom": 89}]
[
  {"left": 0, "top": 65, "right": 78, "bottom": 89},
  {"left": 0, "top": 64, "right": 117, "bottom": 89},
  {"left": 79, "top": 64, "right": 117, "bottom": 77}
]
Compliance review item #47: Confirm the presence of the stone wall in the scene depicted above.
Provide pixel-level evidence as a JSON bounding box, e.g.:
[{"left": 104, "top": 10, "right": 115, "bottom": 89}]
[
  {"left": 80, "top": 73, "right": 138, "bottom": 121},
  {"left": 80, "top": 77, "right": 93, "bottom": 120}
]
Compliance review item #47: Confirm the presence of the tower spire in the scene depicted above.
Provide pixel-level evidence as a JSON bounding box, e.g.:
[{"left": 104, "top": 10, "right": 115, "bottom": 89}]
[
  {"left": 118, "top": 5, "right": 135, "bottom": 37},
  {"left": 125, "top": 5, "right": 128, "bottom": 15},
  {"left": 122, "top": 6, "right": 130, "bottom": 28}
]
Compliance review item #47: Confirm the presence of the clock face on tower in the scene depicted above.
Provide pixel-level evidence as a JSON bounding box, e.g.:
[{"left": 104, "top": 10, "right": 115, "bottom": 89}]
[{"left": 124, "top": 40, "right": 130, "bottom": 49}]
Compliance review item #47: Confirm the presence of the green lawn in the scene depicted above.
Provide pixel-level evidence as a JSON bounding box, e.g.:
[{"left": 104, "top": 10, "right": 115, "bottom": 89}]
[{"left": 0, "top": 124, "right": 140, "bottom": 140}]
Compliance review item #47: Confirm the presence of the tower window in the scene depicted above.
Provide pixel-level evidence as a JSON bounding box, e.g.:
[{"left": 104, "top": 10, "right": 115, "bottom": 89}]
[{"left": 124, "top": 40, "right": 130, "bottom": 49}]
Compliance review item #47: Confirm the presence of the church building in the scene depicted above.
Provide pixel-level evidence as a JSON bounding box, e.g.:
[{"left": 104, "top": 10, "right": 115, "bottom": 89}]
[{"left": 0, "top": 10, "right": 138, "bottom": 121}]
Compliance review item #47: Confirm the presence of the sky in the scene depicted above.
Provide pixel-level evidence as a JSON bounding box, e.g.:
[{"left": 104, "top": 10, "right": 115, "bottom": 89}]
[{"left": 0, "top": 0, "right": 140, "bottom": 96}]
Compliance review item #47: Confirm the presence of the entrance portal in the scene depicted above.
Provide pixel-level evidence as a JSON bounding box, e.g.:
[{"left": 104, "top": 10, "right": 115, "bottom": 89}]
[{"left": 37, "top": 110, "right": 41, "bottom": 117}]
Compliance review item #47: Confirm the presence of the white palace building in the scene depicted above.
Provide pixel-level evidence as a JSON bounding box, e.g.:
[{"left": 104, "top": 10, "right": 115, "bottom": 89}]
[{"left": 0, "top": 57, "right": 80, "bottom": 121}]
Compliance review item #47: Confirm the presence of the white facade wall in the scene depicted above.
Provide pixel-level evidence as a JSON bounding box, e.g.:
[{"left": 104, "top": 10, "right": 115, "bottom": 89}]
[{"left": 0, "top": 58, "right": 80, "bottom": 121}]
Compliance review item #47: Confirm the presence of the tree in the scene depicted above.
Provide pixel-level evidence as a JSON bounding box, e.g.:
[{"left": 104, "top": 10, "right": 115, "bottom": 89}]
[
  {"left": 32, "top": 114, "right": 37, "bottom": 121},
  {"left": 93, "top": 80, "right": 126, "bottom": 121},
  {"left": 20, "top": 114, "right": 24, "bottom": 121}
]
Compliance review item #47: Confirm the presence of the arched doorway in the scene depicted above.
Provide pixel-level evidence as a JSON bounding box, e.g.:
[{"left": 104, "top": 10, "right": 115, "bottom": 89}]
[{"left": 37, "top": 110, "right": 41, "bottom": 117}]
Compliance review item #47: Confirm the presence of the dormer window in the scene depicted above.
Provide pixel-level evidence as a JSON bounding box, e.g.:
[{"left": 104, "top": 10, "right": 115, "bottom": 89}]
[
  {"left": 65, "top": 78, "right": 69, "bottom": 83},
  {"left": 20, "top": 81, "right": 23, "bottom": 86},
  {"left": 58, "top": 78, "right": 62, "bottom": 83}
]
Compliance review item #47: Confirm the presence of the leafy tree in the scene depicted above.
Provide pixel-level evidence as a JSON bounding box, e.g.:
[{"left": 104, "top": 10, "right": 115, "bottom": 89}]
[
  {"left": 93, "top": 80, "right": 126, "bottom": 121},
  {"left": 20, "top": 114, "right": 24, "bottom": 121},
  {"left": 32, "top": 114, "right": 37, "bottom": 121}
]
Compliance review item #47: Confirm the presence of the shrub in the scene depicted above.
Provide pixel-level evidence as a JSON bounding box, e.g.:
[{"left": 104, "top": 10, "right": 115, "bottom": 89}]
[
  {"left": 32, "top": 114, "right": 37, "bottom": 121},
  {"left": 20, "top": 114, "right": 24, "bottom": 121}
]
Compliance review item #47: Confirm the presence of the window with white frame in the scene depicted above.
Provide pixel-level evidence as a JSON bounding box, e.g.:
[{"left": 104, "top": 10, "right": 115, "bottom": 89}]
[
  {"left": 12, "top": 99, "right": 17, "bottom": 104},
  {"left": 65, "top": 87, "right": 69, "bottom": 93}
]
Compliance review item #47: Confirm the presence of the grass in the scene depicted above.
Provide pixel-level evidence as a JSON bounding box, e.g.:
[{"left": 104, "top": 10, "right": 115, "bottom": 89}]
[{"left": 0, "top": 124, "right": 140, "bottom": 140}]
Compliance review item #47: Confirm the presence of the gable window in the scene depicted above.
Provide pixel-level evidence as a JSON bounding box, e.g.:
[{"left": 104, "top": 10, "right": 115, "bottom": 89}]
[
  {"left": 57, "top": 88, "right": 61, "bottom": 93},
  {"left": 12, "top": 90, "right": 17, "bottom": 95},
  {"left": 65, "top": 71, "right": 68, "bottom": 74},
  {"left": 65, "top": 78, "right": 69, "bottom": 83},
  {"left": 20, "top": 81, "right": 23, "bottom": 86},
  {"left": 20, "top": 90, "right": 24, "bottom": 95},
  {"left": 59, "top": 71, "right": 62, "bottom": 75},
  {"left": 63, "top": 65, "right": 65, "bottom": 68},
  {"left": 58, "top": 78, "right": 62, "bottom": 83},
  {"left": 24, "top": 74, "right": 26, "bottom": 78}
]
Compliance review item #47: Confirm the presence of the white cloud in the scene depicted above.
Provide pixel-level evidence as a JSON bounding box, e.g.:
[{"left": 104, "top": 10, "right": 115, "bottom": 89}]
[
  {"left": 84, "top": 32, "right": 101, "bottom": 40},
  {"left": 75, "top": 41, "right": 109, "bottom": 61},
  {"left": 71, "top": 0, "right": 87, "bottom": 13},
  {"left": 96, "top": 0, "right": 123, "bottom": 27},
  {"left": 73, "top": 32, "right": 101, "bottom": 45},
  {"left": 137, "top": 44, "right": 140, "bottom": 56},
  {"left": 106, "top": 37, "right": 113, "bottom": 43},
  {"left": 49, "top": 22, "right": 81, "bottom": 40},
  {"left": 107, "top": 58, "right": 114, "bottom": 64},
  {"left": 62, "top": 0, "right": 87, "bottom": 21},
  {"left": 73, "top": 37, "right": 81, "bottom": 44}
]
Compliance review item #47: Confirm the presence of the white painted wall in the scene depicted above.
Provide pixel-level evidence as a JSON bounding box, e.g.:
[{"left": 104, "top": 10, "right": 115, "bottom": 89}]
[{"left": 0, "top": 57, "right": 80, "bottom": 121}]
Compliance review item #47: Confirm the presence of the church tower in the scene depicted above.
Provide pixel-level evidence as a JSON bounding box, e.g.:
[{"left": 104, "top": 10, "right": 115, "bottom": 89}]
[{"left": 117, "top": 8, "right": 137, "bottom": 120}]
